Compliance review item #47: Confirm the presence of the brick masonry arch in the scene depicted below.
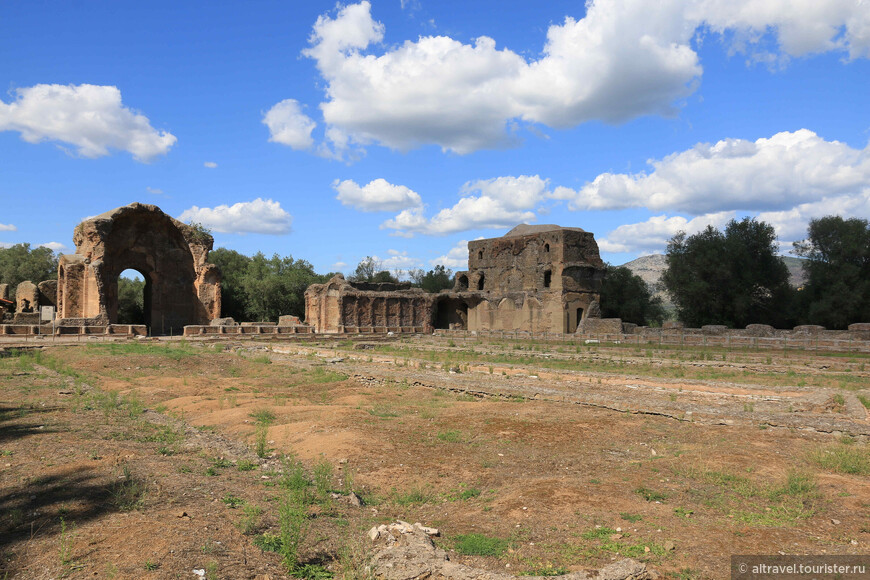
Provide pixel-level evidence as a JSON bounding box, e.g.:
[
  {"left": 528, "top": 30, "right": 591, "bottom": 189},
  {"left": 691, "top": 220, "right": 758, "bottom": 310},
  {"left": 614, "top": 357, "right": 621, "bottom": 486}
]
[{"left": 57, "top": 203, "right": 221, "bottom": 334}]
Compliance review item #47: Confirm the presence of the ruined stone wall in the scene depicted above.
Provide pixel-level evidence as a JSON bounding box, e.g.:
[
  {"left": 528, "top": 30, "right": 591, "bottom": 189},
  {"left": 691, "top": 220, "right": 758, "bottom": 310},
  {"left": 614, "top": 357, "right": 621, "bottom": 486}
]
[
  {"left": 304, "top": 225, "right": 606, "bottom": 335},
  {"left": 305, "top": 274, "right": 431, "bottom": 333},
  {"left": 56, "top": 203, "right": 221, "bottom": 334}
]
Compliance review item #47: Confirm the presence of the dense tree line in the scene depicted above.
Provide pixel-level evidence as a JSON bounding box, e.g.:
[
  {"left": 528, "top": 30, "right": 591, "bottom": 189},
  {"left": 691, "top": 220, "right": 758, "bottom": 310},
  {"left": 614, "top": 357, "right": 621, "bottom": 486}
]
[
  {"left": 598, "top": 266, "right": 665, "bottom": 326},
  {"left": 662, "top": 218, "right": 794, "bottom": 328},
  {"left": 793, "top": 216, "right": 870, "bottom": 328},
  {"left": 660, "top": 216, "right": 870, "bottom": 330},
  {"left": 209, "top": 249, "right": 335, "bottom": 322}
]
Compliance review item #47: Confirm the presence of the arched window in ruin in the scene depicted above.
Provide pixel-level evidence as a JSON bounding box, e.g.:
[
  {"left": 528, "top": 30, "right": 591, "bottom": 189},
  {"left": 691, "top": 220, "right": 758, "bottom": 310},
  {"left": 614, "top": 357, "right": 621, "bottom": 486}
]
[
  {"left": 544, "top": 270, "right": 552, "bottom": 288},
  {"left": 478, "top": 250, "right": 483, "bottom": 260},
  {"left": 457, "top": 274, "right": 469, "bottom": 290},
  {"left": 477, "top": 273, "right": 485, "bottom": 291},
  {"left": 544, "top": 243, "right": 550, "bottom": 253}
]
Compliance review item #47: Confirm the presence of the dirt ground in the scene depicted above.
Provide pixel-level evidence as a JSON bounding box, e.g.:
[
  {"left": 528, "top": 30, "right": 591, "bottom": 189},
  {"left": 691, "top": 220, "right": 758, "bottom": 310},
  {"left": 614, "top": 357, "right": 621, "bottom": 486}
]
[{"left": 0, "top": 335, "right": 868, "bottom": 579}]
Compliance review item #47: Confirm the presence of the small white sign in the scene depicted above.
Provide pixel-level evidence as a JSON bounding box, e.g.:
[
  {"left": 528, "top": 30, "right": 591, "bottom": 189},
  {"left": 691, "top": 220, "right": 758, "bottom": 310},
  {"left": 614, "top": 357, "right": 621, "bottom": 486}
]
[{"left": 41, "top": 306, "right": 55, "bottom": 322}]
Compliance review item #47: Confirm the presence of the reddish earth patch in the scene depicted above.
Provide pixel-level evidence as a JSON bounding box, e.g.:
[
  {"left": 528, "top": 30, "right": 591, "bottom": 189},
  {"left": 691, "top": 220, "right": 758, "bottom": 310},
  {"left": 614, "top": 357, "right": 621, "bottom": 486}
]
[{"left": 0, "top": 337, "right": 868, "bottom": 579}]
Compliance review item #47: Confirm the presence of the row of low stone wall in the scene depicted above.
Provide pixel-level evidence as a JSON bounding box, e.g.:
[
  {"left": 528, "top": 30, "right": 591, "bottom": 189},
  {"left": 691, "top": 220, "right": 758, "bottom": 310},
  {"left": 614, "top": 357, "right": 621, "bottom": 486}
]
[
  {"left": 182, "top": 325, "right": 314, "bottom": 336},
  {"left": 0, "top": 324, "right": 147, "bottom": 336},
  {"left": 434, "top": 327, "right": 870, "bottom": 352},
  {"left": 335, "top": 325, "right": 424, "bottom": 334}
]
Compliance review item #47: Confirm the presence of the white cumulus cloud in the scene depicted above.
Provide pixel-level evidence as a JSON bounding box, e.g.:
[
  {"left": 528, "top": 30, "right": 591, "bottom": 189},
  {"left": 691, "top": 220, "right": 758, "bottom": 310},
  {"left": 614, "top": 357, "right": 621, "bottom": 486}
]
[
  {"left": 178, "top": 198, "right": 293, "bottom": 235},
  {"left": 333, "top": 178, "right": 422, "bottom": 212},
  {"left": 39, "top": 241, "right": 68, "bottom": 253},
  {"left": 378, "top": 249, "right": 420, "bottom": 270},
  {"left": 597, "top": 212, "right": 735, "bottom": 254},
  {"left": 432, "top": 239, "right": 473, "bottom": 269},
  {"left": 382, "top": 175, "right": 549, "bottom": 236},
  {"left": 0, "top": 84, "right": 176, "bottom": 161},
  {"left": 263, "top": 99, "right": 317, "bottom": 150},
  {"left": 204, "top": 161, "right": 218, "bottom": 168},
  {"left": 588, "top": 130, "right": 870, "bottom": 254},
  {"left": 0, "top": 224, "right": 16, "bottom": 232},
  {"left": 565, "top": 130, "right": 870, "bottom": 214},
  {"left": 275, "top": 1, "right": 869, "bottom": 156}
]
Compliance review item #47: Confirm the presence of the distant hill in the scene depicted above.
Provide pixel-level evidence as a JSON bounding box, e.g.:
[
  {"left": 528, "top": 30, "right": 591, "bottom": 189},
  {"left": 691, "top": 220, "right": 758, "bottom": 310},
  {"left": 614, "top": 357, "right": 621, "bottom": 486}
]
[
  {"left": 782, "top": 256, "right": 807, "bottom": 288},
  {"left": 618, "top": 254, "right": 807, "bottom": 308}
]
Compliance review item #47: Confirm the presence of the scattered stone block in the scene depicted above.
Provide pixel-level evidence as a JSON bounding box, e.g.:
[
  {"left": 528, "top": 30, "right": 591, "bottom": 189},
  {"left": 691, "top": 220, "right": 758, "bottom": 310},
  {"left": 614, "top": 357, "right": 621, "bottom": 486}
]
[
  {"left": 575, "top": 318, "right": 623, "bottom": 335},
  {"left": 745, "top": 324, "right": 775, "bottom": 337}
]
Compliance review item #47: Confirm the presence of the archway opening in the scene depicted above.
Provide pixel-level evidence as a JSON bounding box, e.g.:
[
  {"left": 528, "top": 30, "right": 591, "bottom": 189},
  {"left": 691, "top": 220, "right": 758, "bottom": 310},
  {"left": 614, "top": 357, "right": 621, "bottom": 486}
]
[
  {"left": 477, "top": 273, "right": 485, "bottom": 291},
  {"left": 434, "top": 298, "right": 468, "bottom": 330},
  {"left": 457, "top": 274, "right": 469, "bottom": 290},
  {"left": 116, "top": 269, "right": 150, "bottom": 327},
  {"left": 544, "top": 270, "right": 552, "bottom": 288}
]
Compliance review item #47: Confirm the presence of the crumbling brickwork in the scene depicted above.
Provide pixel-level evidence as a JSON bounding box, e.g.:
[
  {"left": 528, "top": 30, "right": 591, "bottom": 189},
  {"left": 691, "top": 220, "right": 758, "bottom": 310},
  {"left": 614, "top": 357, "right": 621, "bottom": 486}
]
[
  {"left": 56, "top": 203, "right": 221, "bottom": 334},
  {"left": 305, "top": 224, "right": 605, "bottom": 334},
  {"left": 305, "top": 276, "right": 432, "bottom": 333}
]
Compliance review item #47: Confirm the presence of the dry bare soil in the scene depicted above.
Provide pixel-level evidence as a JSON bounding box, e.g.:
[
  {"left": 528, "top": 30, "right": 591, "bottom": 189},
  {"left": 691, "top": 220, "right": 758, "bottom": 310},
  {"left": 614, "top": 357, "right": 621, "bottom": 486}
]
[{"left": 0, "top": 335, "right": 868, "bottom": 579}]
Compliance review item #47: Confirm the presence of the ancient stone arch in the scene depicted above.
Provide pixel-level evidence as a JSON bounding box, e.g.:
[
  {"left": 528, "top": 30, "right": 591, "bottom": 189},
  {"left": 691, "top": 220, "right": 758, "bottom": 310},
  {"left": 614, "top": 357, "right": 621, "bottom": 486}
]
[{"left": 57, "top": 203, "right": 221, "bottom": 334}]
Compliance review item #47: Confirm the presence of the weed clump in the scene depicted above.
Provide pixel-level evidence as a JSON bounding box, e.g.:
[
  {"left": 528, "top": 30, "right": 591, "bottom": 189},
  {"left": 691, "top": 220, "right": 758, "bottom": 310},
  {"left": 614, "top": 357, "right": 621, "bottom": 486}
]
[{"left": 452, "top": 533, "right": 509, "bottom": 556}]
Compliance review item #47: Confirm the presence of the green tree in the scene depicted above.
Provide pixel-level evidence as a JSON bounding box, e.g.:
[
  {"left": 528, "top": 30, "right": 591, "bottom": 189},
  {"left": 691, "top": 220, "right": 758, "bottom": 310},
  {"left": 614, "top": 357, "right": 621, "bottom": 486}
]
[
  {"left": 662, "top": 218, "right": 793, "bottom": 328},
  {"left": 0, "top": 243, "right": 58, "bottom": 298},
  {"left": 599, "top": 265, "right": 665, "bottom": 326},
  {"left": 117, "top": 277, "right": 145, "bottom": 324},
  {"left": 209, "top": 248, "right": 252, "bottom": 321},
  {"left": 350, "top": 256, "right": 398, "bottom": 283},
  {"left": 414, "top": 265, "right": 454, "bottom": 293},
  {"left": 242, "top": 252, "right": 327, "bottom": 322},
  {"left": 793, "top": 216, "right": 870, "bottom": 329}
]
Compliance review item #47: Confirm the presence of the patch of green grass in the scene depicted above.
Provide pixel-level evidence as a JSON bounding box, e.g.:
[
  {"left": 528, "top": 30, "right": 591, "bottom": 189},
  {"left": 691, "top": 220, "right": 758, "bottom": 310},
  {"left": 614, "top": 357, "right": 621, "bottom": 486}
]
[
  {"left": 669, "top": 568, "right": 701, "bottom": 580},
  {"left": 253, "top": 532, "right": 283, "bottom": 552},
  {"left": 237, "top": 504, "right": 264, "bottom": 535},
  {"left": 280, "top": 458, "right": 312, "bottom": 498},
  {"left": 581, "top": 526, "right": 618, "bottom": 540},
  {"left": 452, "top": 533, "right": 509, "bottom": 556},
  {"left": 857, "top": 394, "right": 870, "bottom": 409},
  {"left": 675, "top": 466, "right": 759, "bottom": 497},
  {"left": 635, "top": 487, "right": 668, "bottom": 502},
  {"left": 368, "top": 404, "right": 400, "bottom": 418},
  {"left": 143, "top": 560, "right": 158, "bottom": 571},
  {"left": 735, "top": 502, "right": 815, "bottom": 526},
  {"left": 437, "top": 429, "right": 463, "bottom": 443},
  {"left": 808, "top": 444, "right": 869, "bottom": 475},
  {"left": 620, "top": 513, "right": 642, "bottom": 522},
  {"left": 313, "top": 459, "right": 334, "bottom": 497},
  {"left": 250, "top": 408, "right": 277, "bottom": 425},
  {"left": 221, "top": 494, "right": 245, "bottom": 508},
  {"left": 519, "top": 563, "right": 569, "bottom": 576},
  {"left": 307, "top": 367, "right": 348, "bottom": 384},
  {"left": 674, "top": 506, "right": 694, "bottom": 518},
  {"left": 111, "top": 465, "right": 147, "bottom": 511},
  {"left": 458, "top": 487, "right": 482, "bottom": 500},
  {"left": 255, "top": 423, "right": 271, "bottom": 458},
  {"left": 393, "top": 485, "right": 435, "bottom": 506},
  {"left": 237, "top": 459, "right": 258, "bottom": 471},
  {"left": 768, "top": 471, "right": 818, "bottom": 501},
  {"left": 278, "top": 489, "right": 309, "bottom": 573}
]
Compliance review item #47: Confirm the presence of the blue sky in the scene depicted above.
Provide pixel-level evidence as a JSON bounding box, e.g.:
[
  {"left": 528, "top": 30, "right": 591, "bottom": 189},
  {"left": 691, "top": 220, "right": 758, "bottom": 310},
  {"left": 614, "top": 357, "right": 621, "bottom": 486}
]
[{"left": 2, "top": 0, "right": 869, "bottom": 276}]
